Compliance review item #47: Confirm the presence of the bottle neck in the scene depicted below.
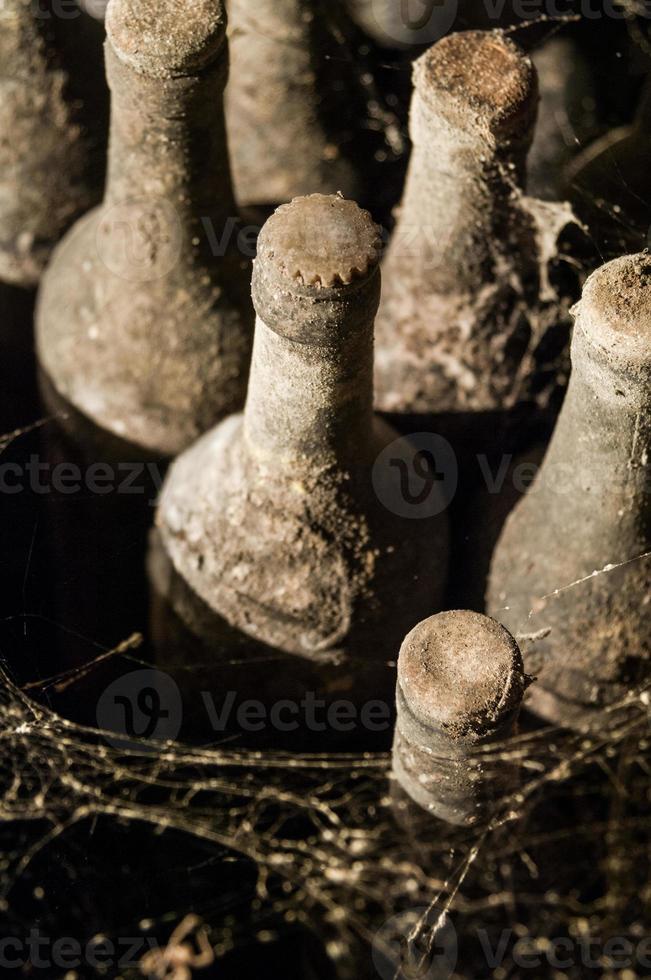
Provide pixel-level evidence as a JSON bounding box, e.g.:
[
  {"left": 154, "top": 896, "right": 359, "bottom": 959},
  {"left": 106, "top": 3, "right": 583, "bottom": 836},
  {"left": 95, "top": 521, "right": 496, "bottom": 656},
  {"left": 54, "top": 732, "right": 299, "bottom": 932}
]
[
  {"left": 391, "top": 93, "right": 533, "bottom": 294},
  {"left": 230, "top": 0, "right": 313, "bottom": 40},
  {"left": 104, "top": 44, "right": 236, "bottom": 228},
  {"left": 243, "top": 318, "right": 376, "bottom": 471},
  {"left": 226, "top": 0, "right": 361, "bottom": 203},
  {"left": 537, "top": 329, "right": 651, "bottom": 532}
]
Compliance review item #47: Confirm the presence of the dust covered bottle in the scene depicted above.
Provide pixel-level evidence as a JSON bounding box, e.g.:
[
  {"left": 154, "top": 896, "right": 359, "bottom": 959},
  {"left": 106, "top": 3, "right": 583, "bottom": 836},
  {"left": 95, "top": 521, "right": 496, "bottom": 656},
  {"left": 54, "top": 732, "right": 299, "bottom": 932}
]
[
  {"left": 225, "top": 0, "right": 372, "bottom": 210},
  {"left": 392, "top": 611, "right": 527, "bottom": 826},
  {"left": 156, "top": 193, "right": 449, "bottom": 659},
  {"left": 0, "top": 0, "right": 101, "bottom": 286},
  {"left": 488, "top": 252, "right": 651, "bottom": 726},
  {"left": 374, "top": 30, "right": 576, "bottom": 427},
  {"left": 36, "top": 0, "right": 253, "bottom": 456}
]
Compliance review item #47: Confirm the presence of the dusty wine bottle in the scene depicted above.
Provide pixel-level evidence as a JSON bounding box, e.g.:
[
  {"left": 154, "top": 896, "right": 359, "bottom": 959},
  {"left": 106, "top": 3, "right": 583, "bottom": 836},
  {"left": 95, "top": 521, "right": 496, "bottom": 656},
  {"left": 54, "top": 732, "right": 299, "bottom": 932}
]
[
  {"left": 156, "top": 193, "right": 449, "bottom": 658},
  {"left": 392, "top": 611, "right": 527, "bottom": 826},
  {"left": 0, "top": 0, "right": 100, "bottom": 286},
  {"left": 36, "top": 0, "right": 253, "bottom": 456},
  {"left": 488, "top": 252, "right": 651, "bottom": 726},
  {"left": 374, "top": 30, "right": 574, "bottom": 423},
  {"left": 225, "top": 0, "right": 371, "bottom": 209}
]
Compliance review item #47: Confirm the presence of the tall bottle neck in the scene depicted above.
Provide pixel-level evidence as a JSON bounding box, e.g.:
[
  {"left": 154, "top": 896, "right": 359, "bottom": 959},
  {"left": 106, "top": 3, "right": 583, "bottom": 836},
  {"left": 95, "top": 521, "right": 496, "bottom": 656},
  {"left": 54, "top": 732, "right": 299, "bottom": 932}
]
[
  {"left": 104, "top": 44, "right": 235, "bottom": 226},
  {"left": 230, "top": 0, "right": 316, "bottom": 39},
  {"left": 244, "top": 273, "right": 379, "bottom": 471},
  {"left": 392, "top": 92, "right": 533, "bottom": 294}
]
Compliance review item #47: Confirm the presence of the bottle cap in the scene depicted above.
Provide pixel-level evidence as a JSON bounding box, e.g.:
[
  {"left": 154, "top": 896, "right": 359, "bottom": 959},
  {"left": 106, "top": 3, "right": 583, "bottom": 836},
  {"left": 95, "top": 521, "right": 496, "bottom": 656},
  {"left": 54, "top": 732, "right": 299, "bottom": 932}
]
[
  {"left": 255, "top": 194, "right": 382, "bottom": 290},
  {"left": 415, "top": 31, "right": 538, "bottom": 138},
  {"left": 574, "top": 252, "right": 651, "bottom": 369},
  {"left": 106, "top": 0, "right": 226, "bottom": 79},
  {"left": 397, "top": 611, "right": 526, "bottom": 743}
]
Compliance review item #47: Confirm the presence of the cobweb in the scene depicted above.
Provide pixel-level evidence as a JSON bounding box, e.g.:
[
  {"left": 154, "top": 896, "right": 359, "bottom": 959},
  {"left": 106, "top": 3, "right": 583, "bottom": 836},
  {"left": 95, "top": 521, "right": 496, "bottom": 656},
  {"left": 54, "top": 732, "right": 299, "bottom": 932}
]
[{"left": 1, "top": 644, "right": 650, "bottom": 978}]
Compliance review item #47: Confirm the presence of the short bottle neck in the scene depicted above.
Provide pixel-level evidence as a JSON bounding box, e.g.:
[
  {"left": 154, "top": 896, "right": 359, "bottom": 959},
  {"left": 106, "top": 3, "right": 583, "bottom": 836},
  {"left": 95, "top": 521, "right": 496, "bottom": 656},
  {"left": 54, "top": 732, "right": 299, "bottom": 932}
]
[
  {"left": 243, "top": 320, "right": 376, "bottom": 472},
  {"left": 392, "top": 93, "right": 533, "bottom": 294},
  {"left": 104, "top": 44, "right": 236, "bottom": 228},
  {"left": 538, "top": 329, "right": 651, "bottom": 531},
  {"left": 244, "top": 272, "right": 379, "bottom": 471}
]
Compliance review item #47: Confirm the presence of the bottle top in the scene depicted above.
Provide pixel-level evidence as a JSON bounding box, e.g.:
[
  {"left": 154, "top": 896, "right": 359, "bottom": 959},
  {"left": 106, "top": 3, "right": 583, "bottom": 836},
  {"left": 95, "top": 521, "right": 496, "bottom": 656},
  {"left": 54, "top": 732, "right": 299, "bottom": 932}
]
[
  {"left": 415, "top": 30, "right": 537, "bottom": 138},
  {"left": 255, "top": 194, "right": 382, "bottom": 291},
  {"left": 397, "top": 611, "right": 526, "bottom": 742},
  {"left": 106, "top": 0, "right": 226, "bottom": 79},
  {"left": 574, "top": 252, "right": 651, "bottom": 369}
]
